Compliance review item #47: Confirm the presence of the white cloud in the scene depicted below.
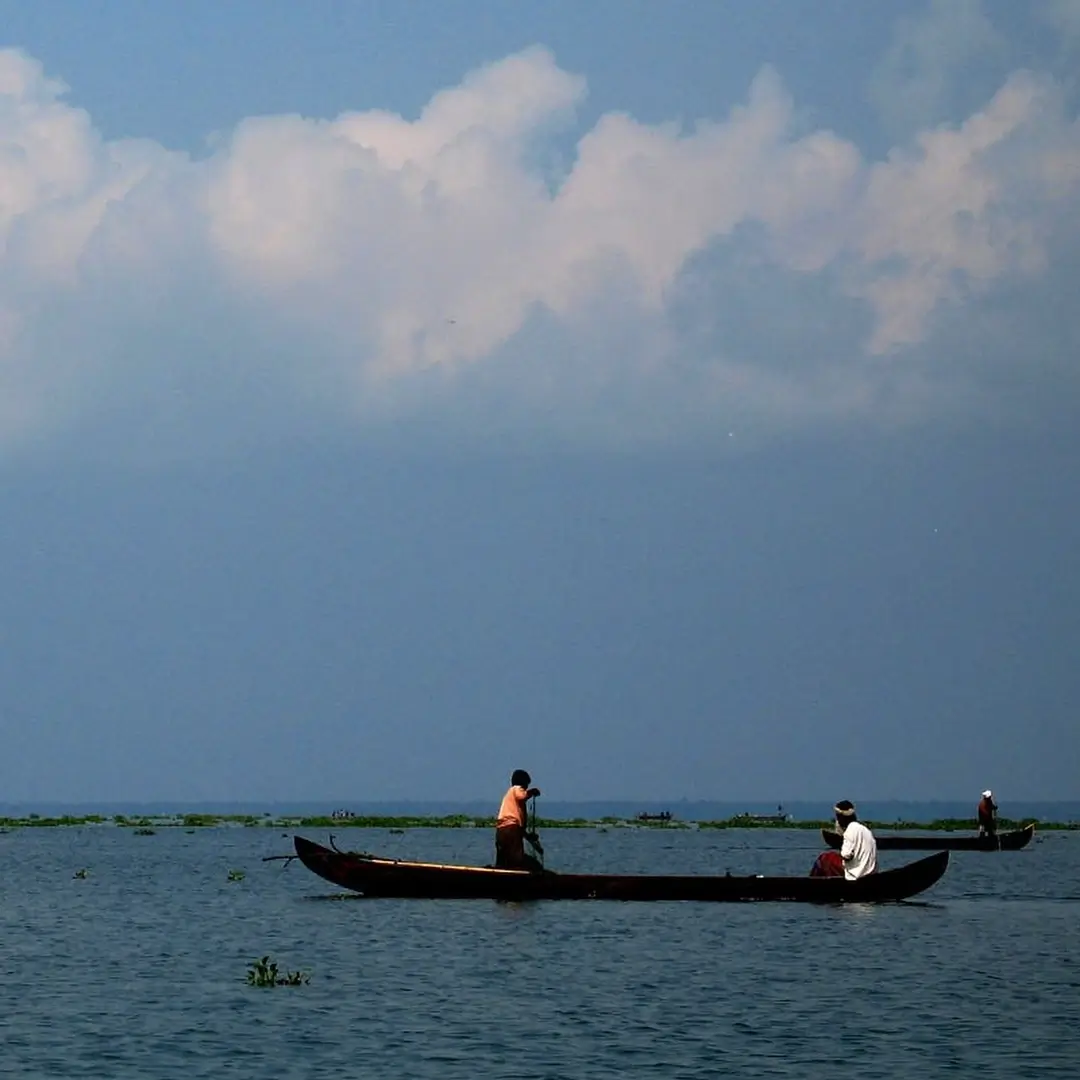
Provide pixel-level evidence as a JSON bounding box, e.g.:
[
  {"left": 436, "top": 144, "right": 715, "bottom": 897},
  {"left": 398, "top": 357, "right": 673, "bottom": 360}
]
[
  {"left": 0, "top": 43, "right": 1077, "bottom": 459},
  {"left": 869, "top": 0, "right": 1006, "bottom": 137},
  {"left": 852, "top": 72, "right": 1077, "bottom": 351}
]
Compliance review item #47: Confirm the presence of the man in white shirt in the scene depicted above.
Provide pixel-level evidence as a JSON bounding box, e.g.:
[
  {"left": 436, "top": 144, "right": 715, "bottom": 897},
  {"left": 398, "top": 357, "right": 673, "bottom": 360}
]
[{"left": 834, "top": 800, "right": 877, "bottom": 880}]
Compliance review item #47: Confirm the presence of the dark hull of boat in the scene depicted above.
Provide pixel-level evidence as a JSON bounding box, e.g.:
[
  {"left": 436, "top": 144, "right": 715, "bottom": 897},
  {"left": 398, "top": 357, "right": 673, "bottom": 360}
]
[
  {"left": 820, "top": 823, "right": 1035, "bottom": 852},
  {"left": 293, "top": 836, "right": 948, "bottom": 903}
]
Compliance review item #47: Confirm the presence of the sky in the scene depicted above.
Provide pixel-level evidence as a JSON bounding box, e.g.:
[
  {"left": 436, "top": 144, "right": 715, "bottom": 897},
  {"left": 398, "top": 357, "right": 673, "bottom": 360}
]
[{"left": 0, "top": 1, "right": 1078, "bottom": 805}]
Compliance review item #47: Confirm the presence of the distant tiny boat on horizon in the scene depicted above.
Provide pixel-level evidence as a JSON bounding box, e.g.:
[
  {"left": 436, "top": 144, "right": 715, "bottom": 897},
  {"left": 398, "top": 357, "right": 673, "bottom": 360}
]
[{"left": 735, "top": 805, "right": 791, "bottom": 824}]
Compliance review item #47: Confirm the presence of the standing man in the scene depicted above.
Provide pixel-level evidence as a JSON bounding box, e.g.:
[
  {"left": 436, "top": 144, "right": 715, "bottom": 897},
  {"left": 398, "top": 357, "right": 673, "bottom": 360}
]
[
  {"left": 495, "top": 769, "right": 543, "bottom": 871},
  {"left": 834, "top": 800, "right": 877, "bottom": 880},
  {"left": 978, "top": 790, "right": 998, "bottom": 837}
]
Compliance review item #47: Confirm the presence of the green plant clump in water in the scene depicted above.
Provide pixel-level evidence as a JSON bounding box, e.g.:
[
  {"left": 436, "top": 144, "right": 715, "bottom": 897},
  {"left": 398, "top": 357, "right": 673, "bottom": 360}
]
[
  {"left": 182, "top": 814, "right": 220, "bottom": 828},
  {"left": 73, "top": 868, "right": 89, "bottom": 879},
  {"left": 227, "top": 869, "right": 245, "bottom": 882},
  {"left": 133, "top": 827, "right": 156, "bottom": 836},
  {"left": 246, "top": 956, "right": 310, "bottom": 987},
  {"left": 296, "top": 813, "right": 491, "bottom": 829},
  {"left": 0, "top": 814, "right": 94, "bottom": 828},
  {"left": 697, "top": 818, "right": 829, "bottom": 830}
]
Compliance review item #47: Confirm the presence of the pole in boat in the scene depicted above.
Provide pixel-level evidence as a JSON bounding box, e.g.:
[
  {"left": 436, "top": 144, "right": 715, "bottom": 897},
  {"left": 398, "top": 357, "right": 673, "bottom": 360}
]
[{"left": 526, "top": 794, "right": 544, "bottom": 867}]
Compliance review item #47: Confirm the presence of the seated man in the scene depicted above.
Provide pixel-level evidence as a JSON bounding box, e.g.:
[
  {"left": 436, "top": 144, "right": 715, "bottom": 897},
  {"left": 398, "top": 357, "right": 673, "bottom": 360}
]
[
  {"left": 978, "top": 790, "right": 998, "bottom": 837},
  {"left": 834, "top": 800, "right": 877, "bottom": 879},
  {"left": 495, "top": 769, "right": 543, "bottom": 871}
]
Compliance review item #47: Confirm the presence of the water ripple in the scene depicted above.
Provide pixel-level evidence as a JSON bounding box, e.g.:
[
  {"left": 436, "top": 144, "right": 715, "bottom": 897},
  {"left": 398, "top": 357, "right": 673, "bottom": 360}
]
[{"left": 0, "top": 827, "right": 1076, "bottom": 1078}]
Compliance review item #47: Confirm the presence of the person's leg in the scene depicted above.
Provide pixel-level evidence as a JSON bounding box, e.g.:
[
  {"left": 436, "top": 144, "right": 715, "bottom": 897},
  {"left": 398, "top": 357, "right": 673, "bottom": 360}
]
[{"left": 495, "top": 825, "right": 525, "bottom": 868}]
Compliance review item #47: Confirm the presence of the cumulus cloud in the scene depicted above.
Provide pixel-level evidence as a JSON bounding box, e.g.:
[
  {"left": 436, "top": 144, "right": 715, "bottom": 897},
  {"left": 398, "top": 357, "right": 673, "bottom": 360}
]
[
  {"left": 869, "top": 0, "right": 1006, "bottom": 138},
  {"left": 0, "top": 42, "right": 1077, "bottom": 459}
]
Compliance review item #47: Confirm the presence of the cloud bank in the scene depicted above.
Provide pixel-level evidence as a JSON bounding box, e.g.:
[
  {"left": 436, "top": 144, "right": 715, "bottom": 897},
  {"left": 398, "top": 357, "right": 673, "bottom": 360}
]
[{"left": 0, "top": 42, "right": 1078, "bottom": 458}]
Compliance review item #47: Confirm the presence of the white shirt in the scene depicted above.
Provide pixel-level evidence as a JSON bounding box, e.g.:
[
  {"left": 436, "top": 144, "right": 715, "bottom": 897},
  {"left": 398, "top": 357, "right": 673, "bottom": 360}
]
[{"left": 839, "top": 820, "right": 877, "bottom": 880}]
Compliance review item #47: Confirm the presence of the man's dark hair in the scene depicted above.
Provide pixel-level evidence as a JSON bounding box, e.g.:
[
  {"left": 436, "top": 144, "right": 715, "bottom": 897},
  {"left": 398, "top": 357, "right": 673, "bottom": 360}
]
[{"left": 511, "top": 769, "right": 532, "bottom": 787}]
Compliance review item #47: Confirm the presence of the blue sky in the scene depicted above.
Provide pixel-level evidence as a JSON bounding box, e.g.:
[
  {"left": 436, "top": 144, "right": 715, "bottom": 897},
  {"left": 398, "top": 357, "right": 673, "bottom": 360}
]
[{"left": 0, "top": 1, "right": 1077, "bottom": 804}]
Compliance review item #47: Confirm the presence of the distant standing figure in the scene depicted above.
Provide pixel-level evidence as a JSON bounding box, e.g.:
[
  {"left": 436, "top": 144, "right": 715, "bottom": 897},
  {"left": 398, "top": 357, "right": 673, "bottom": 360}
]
[
  {"left": 978, "top": 790, "right": 998, "bottom": 837},
  {"left": 834, "top": 800, "right": 877, "bottom": 880},
  {"left": 495, "top": 769, "right": 543, "bottom": 871}
]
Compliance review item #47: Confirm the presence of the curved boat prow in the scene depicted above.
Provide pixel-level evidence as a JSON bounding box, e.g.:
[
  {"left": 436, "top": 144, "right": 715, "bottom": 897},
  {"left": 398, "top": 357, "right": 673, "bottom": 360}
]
[{"left": 886, "top": 849, "right": 949, "bottom": 901}]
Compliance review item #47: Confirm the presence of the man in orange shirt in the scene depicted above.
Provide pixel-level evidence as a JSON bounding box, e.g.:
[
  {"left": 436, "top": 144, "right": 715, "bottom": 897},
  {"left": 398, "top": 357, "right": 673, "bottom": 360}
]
[{"left": 495, "top": 769, "right": 543, "bottom": 871}]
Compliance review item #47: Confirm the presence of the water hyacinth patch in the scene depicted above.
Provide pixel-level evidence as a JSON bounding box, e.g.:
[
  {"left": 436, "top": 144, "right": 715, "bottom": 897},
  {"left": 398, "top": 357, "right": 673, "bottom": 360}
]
[{"left": 246, "top": 956, "right": 310, "bottom": 987}]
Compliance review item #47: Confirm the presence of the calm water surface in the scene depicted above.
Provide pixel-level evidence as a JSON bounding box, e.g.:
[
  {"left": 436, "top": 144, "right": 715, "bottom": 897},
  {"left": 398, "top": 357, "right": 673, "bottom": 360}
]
[{"left": 1, "top": 826, "right": 1076, "bottom": 1079}]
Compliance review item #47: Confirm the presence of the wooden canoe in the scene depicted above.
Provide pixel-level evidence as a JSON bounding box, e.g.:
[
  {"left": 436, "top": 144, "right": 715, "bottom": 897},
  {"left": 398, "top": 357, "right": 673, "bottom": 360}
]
[
  {"left": 292, "top": 836, "right": 948, "bottom": 903},
  {"left": 820, "top": 822, "right": 1035, "bottom": 852}
]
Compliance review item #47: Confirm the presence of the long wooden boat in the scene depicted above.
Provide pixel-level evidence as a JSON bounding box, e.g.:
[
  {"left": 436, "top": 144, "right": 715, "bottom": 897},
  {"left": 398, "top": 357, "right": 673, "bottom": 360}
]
[
  {"left": 292, "top": 836, "right": 948, "bottom": 903},
  {"left": 820, "top": 822, "right": 1035, "bottom": 852}
]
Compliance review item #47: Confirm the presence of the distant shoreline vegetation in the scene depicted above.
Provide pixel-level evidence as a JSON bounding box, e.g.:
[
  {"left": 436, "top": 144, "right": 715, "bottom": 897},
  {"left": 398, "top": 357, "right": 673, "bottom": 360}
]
[{"left": 0, "top": 812, "right": 1075, "bottom": 831}]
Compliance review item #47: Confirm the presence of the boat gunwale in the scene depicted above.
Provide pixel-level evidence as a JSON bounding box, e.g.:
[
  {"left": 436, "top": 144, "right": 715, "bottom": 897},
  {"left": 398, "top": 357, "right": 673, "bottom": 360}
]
[{"left": 292, "top": 835, "right": 950, "bottom": 902}]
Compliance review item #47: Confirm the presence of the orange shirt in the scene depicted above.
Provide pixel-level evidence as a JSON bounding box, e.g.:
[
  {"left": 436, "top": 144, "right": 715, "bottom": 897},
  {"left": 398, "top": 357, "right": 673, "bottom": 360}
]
[{"left": 497, "top": 785, "right": 529, "bottom": 828}]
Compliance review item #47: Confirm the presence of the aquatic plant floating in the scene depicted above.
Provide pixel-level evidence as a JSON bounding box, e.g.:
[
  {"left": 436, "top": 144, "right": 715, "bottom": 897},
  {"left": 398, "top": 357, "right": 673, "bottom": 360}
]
[
  {"left": 0, "top": 810, "right": 1063, "bottom": 831},
  {"left": 227, "top": 869, "right": 245, "bottom": 882},
  {"left": 73, "top": 868, "right": 89, "bottom": 879},
  {"left": 246, "top": 956, "right": 310, "bottom": 988}
]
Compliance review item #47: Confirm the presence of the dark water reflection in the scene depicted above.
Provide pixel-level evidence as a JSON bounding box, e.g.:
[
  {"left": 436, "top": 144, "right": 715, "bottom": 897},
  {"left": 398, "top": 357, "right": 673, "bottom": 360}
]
[{"left": 0, "top": 826, "right": 1075, "bottom": 1078}]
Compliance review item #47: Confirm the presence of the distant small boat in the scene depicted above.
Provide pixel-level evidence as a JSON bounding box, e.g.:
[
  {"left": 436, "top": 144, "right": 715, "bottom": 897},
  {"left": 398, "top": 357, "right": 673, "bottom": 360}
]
[
  {"left": 292, "top": 836, "right": 949, "bottom": 903},
  {"left": 820, "top": 823, "right": 1035, "bottom": 852},
  {"left": 735, "top": 805, "right": 790, "bottom": 824}
]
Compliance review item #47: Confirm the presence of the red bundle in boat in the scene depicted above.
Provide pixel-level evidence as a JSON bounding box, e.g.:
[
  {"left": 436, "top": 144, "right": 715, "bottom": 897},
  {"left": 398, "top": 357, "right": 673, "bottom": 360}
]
[{"left": 810, "top": 851, "right": 845, "bottom": 877}]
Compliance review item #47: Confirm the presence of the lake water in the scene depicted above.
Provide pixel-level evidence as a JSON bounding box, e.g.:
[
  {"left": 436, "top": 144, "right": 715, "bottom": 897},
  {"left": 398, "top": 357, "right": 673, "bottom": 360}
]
[{"left": 1, "top": 824, "right": 1076, "bottom": 1079}]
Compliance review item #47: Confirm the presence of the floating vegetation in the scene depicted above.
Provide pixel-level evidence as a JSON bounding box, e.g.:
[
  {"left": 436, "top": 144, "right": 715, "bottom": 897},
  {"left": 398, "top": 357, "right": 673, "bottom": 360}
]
[
  {"left": 227, "top": 869, "right": 245, "bottom": 883},
  {"left": 388, "top": 828, "right": 405, "bottom": 835},
  {"left": 0, "top": 814, "right": 105, "bottom": 828},
  {"left": 73, "top": 868, "right": 89, "bottom": 879},
  {"left": 115, "top": 815, "right": 157, "bottom": 828},
  {"left": 295, "top": 813, "right": 486, "bottom": 829},
  {"left": 182, "top": 814, "right": 220, "bottom": 828},
  {"left": 0, "top": 810, "right": 1069, "bottom": 831},
  {"left": 246, "top": 956, "right": 310, "bottom": 987}
]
